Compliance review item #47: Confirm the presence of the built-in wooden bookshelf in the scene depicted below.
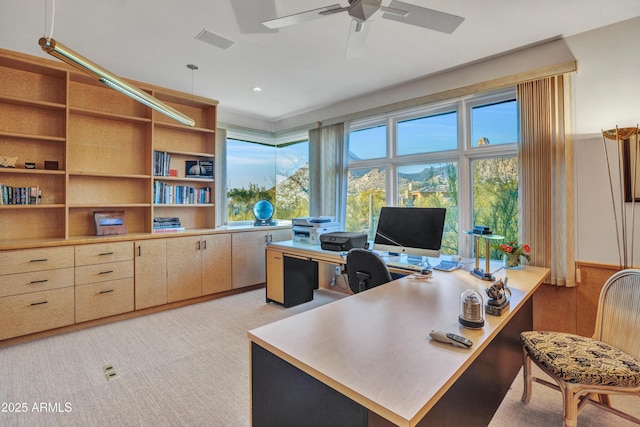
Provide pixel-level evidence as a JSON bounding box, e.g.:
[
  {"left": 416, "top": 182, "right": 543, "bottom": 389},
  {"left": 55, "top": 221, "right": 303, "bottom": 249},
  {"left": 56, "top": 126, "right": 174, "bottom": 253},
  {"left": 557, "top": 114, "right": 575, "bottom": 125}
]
[{"left": 0, "top": 48, "right": 218, "bottom": 242}]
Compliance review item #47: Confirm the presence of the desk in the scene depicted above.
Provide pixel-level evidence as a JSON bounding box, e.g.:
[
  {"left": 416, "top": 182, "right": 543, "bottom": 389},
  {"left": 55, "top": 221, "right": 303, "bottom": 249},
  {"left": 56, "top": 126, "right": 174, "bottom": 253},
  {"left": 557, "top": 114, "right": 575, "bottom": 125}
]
[
  {"left": 249, "top": 264, "right": 549, "bottom": 426},
  {"left": 265, "top": 240, "right": 434, "bottom": 306}
]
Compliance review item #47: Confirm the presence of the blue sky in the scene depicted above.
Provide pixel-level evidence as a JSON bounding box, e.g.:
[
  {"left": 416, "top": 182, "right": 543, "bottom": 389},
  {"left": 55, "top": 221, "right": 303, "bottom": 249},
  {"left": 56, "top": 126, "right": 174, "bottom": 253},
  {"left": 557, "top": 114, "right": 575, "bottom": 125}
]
[{"left": 227, "top": 139, "right": 309, "bottom": 189}]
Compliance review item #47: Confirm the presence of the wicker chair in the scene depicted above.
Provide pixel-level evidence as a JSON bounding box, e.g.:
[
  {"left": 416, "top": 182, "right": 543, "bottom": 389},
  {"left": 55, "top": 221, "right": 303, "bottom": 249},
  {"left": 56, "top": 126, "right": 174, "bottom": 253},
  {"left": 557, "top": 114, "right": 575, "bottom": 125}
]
[{"left": 520, "top": 269, "right": 640, "bottom": 427}]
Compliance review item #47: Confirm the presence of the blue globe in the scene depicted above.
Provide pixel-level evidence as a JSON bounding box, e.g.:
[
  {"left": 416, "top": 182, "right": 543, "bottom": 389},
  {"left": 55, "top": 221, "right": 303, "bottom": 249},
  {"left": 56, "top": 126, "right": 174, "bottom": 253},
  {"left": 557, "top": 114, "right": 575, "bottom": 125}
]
[{"left": 253, "top": 200, "right": 274, "bottom": 221}]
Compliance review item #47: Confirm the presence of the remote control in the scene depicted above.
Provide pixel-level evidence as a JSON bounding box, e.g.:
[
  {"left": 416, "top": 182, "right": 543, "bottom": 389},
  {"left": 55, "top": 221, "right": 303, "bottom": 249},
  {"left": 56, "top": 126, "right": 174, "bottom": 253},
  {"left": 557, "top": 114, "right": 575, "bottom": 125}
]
[{"left": 429, "top": 330, "right": 473, "bottom": 349}]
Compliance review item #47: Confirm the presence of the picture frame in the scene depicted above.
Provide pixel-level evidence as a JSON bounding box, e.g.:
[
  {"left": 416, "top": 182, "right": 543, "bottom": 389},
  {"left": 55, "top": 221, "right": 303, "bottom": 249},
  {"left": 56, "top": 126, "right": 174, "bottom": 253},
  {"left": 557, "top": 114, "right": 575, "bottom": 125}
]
[{"left": 94, "top": 210, "right": 127, "bottom": 236}]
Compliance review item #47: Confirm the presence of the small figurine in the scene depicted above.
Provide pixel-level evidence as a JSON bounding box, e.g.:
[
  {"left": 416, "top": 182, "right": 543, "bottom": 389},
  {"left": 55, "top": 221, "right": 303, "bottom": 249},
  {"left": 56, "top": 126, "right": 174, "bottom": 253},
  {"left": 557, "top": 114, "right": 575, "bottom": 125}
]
[
  {"left": 0, "top": 155, "right": 17, "bottom": 168},
  {"left": 485, "top": 277, "right": 511, "bottom": 316}
]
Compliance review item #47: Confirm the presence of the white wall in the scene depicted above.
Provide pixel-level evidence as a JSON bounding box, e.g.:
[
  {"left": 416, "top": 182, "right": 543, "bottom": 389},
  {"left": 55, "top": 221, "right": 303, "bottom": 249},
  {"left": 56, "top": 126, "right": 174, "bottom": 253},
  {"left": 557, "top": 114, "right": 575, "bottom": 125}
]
[{"left": 568, "top": 17, "right": 640, "bottom": 265}]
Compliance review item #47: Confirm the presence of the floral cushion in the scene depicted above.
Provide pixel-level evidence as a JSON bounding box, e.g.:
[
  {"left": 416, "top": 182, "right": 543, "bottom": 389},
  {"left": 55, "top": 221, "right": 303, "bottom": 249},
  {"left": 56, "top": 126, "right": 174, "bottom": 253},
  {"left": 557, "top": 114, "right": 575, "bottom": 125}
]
[{"left": 521, "top": 330, "right": 640, "bottom": 387}]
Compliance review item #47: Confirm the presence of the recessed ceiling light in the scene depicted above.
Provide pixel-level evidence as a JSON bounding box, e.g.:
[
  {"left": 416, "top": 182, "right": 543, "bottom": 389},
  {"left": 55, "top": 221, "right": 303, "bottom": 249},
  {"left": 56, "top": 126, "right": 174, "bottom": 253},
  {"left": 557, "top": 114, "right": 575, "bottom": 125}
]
[{"left": 252, "top": 86, "right": 263, "bottom": 92}]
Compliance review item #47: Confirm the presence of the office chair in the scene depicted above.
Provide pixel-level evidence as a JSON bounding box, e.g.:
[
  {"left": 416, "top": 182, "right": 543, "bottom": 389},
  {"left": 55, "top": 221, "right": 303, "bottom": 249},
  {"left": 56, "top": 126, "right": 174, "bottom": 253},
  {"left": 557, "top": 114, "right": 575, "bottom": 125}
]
[
  {"left": 520, "top": 269, "right": 640, "bottom": 427},
  {"left": 346, "top": 248, "right": 393, "bottom": 293}
]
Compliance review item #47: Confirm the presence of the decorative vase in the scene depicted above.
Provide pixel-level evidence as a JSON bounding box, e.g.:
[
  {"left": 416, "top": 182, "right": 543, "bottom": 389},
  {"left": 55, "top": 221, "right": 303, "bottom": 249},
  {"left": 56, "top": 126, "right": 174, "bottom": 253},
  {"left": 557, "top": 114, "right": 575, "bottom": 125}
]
[{"left": 504, "top": 253, "right": 521, "bottom": 269}]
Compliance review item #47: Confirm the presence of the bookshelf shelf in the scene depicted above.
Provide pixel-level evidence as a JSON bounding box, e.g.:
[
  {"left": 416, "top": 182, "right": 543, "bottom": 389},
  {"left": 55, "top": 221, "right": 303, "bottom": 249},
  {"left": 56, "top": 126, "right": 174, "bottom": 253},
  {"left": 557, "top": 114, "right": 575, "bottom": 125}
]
[{"left": 0, "top": 47, "right": 218, "bottom": 241}]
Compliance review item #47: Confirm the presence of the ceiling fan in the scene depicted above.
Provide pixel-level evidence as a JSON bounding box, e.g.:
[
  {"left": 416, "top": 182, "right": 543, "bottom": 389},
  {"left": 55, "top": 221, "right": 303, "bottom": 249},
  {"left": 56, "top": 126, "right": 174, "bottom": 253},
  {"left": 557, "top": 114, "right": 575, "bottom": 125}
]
[{"left": 262, "top": 0, "right": 465, "bottom": 57}]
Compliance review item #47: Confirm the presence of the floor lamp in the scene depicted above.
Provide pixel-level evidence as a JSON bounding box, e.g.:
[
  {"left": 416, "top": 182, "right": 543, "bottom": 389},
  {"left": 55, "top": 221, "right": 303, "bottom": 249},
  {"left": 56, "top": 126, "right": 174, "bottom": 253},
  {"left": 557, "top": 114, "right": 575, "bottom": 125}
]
[{"left": 601, "top": 125, "right": 639, "bottom": 269}]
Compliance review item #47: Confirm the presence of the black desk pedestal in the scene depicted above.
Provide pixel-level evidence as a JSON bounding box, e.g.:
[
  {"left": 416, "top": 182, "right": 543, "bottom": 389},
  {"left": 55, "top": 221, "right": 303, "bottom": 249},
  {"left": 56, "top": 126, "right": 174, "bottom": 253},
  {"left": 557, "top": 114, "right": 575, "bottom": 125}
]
[{"left": 281, "top": 256, "right": 318, "bottom": 307}]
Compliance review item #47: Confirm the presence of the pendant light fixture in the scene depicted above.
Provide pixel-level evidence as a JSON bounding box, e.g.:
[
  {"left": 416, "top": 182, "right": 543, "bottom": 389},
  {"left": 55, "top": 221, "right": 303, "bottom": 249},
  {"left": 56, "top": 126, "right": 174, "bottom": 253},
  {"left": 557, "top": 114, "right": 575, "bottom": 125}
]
[{"left": 38, "top": 37, "right": 195, "bottom": 127}]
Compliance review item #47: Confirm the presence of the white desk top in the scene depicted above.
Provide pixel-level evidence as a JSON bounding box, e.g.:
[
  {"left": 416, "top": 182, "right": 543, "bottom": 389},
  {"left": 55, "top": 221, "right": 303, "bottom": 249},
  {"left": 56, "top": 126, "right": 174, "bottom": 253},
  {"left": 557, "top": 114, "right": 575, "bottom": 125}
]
[{"left": 248, "top": 264, "right": 549, "bottom": 427}]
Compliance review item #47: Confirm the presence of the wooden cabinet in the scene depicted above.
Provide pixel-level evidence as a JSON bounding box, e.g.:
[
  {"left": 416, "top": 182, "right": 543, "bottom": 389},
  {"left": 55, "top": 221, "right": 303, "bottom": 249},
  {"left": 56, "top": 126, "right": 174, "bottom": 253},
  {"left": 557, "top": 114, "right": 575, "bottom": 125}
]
[
  {"left": 265, "top": 249, "right": 284, "bottom": 303},
  {"left": 232, "top": 229, "right": 292, "bottom": 289},
  {"left": 0, "top": 47, "right": 218, "bottom": 243},
  {"left": 74, "top": 242, "right": 134, "bottom": 323},
  {"left": 166, "top": 235, "right": 203, "bottom": 302},
  {"left": 201, "top": 233, "right": 232, "bottom": 295},
  {"left": 134, "top": 239, "right": 167, "bottom": 310},
  {"left": 166, "top": 233, "right": 232, "bottom": 301},
  {"left": 0, "top": 247, "right": 75, "bottom": 340}
]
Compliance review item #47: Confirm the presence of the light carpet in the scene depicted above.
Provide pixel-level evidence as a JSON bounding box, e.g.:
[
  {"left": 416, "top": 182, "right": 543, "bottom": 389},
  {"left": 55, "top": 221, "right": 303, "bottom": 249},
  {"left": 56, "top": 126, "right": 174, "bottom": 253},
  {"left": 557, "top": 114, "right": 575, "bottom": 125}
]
[{"left": 1, "top": 288, "right": 638, "bottom": 426}]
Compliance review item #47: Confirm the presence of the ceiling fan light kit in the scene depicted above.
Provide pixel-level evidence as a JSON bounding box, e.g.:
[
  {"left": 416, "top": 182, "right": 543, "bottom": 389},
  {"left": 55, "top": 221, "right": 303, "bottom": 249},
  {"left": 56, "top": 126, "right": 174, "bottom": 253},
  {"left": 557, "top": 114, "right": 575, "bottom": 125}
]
[{"left": 38, "top": 37, "right": 196, "bottom": 127}]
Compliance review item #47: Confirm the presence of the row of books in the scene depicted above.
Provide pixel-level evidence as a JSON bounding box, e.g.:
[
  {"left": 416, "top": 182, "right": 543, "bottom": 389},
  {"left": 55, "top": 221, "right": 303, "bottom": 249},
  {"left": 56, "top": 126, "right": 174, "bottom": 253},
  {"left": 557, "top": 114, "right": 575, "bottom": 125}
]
[
  {"left": 153, "top": 217, "right": 184, "bottom": 233},
  {"left": 1, "top": 185, "right": 41, "bottom": 205},
  {"left": 153, "top": 181, "right": 212, "bottom": 205},
  {"left": 153, "top": 151, "right": 173, "bottom": 176}
]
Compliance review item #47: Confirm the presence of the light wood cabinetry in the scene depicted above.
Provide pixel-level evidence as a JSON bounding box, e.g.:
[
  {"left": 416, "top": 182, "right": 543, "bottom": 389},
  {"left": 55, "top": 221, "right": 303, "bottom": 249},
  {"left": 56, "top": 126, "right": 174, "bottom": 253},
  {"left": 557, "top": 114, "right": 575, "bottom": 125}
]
[
  {"left": 74, "top": 242, "right": 134, "bottom": 323},
  {"left": 134, "top": 239, "right": 167, "bottom": 310},
  {"left": 201, "top": 233, "right": 232, "bottom": 295},
  {"left": 265, "top": 249, "right": 284, "bottom": 303},
  {"left": 0, "top": 48, "right": 217, "bottom": 243},
  {"left": 0, "top": 247, "right": 75, "bottom": 340},
  {"left": 166, "top": 235, "right": 203, "bottom": 302},
  {"left": 166, "top": 233, "right": 232, "bottom": 302},
  {"left": 232, "top": 229, "right": 292, "bottom": 289}
]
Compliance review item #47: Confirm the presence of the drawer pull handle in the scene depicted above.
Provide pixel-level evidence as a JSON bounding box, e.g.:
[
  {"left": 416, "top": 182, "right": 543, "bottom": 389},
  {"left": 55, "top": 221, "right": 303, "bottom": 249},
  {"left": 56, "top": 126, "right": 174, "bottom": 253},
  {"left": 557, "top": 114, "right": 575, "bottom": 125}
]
[
  {"left": 30, "top": 301, "right": 48, "bottom": 306},
  {"left": 99, "top": 252, "right": 114, "bottom": 256},
  {"left": 99, "top": 289, "right": 114, "bottom": 294},
  {"left": 29, "top": 258, "right": 48, "bottom": 263},
  {"left": 30, "top": 279, "right": 49, "bottom": 284},
  {"left": 99, "top": 270, "right": 114, "bottom": 275}
]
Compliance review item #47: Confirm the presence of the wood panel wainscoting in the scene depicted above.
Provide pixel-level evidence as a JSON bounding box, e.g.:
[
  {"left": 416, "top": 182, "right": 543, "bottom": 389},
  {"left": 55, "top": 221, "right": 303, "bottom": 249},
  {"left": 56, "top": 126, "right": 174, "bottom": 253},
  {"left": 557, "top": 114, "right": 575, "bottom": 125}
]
[{"left": 532, "top": 261, "right": 622, "bottom": 336}]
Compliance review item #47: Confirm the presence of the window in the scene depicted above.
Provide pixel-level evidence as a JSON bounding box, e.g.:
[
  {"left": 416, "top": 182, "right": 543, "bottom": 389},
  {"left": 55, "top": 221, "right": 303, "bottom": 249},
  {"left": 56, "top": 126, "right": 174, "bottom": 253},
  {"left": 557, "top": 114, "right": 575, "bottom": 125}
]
[
  {"left": 226, "top": 138, "right": 309, "bottom": 223},
  {"left": 346, "top": 167, "right": 386, "bottom": 240},
  {"left": 346, "top": 88, "right": 518, "bottom": 259},
  {"left": 397, "top": 111, "right": 457, "bottom": 155},
  {"left": 349, "top": 124, "right": 386, "bottom": 160}
]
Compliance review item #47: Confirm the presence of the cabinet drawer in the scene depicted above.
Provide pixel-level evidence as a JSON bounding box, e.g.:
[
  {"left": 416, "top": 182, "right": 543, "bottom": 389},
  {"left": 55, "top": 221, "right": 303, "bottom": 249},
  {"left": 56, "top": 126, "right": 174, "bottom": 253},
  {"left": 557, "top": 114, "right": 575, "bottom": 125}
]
[
  {"left": 75, "top": 261, "right": 133, "bottom": 286},
  {"left": 0, "top": 287, "right": 75, "bottom": 340},
  {"left": 75, "top": 242, "right": 133, "bottom": 266},
  {"left": 0, "top": 267, "right": 74, "bottom": 298},
  {"left": 0, "top": 247, "right": 74, "bottom": 275},
  {"left": 75, "top": 278, "right": 134, "bottom": 323}
]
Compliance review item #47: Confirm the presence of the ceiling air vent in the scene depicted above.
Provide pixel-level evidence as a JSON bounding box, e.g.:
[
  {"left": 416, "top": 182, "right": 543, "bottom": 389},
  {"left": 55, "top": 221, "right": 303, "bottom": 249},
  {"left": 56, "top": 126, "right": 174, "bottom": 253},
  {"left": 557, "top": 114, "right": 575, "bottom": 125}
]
[{"left": 195, "top": 29, "right": 236, "bottom": 50}]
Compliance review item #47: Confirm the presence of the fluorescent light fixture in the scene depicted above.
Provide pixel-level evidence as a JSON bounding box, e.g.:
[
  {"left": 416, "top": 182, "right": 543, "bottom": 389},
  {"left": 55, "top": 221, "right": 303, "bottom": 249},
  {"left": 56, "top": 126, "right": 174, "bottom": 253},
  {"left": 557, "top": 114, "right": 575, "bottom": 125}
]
[{"left": 38, "top": 37, "right": 195, "bottom": 127}]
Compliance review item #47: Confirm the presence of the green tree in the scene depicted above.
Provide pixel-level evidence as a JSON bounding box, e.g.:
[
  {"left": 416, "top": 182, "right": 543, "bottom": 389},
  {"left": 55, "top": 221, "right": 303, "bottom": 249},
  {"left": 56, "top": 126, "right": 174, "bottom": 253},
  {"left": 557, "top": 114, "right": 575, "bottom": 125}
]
[
  {"left": 227, "top": 183, "right": 274, "bottom": 221},
  {"left": 473, "top": 157, "right": 518, "bottom": 259}
]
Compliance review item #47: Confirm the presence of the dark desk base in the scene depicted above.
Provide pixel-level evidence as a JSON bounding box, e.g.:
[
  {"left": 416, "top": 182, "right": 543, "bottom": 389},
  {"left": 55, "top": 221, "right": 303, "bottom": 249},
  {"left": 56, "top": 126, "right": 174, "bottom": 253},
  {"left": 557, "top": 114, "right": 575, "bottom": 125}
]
[{"left": 251, "top": 299, "right": 532, "bottom": 427}]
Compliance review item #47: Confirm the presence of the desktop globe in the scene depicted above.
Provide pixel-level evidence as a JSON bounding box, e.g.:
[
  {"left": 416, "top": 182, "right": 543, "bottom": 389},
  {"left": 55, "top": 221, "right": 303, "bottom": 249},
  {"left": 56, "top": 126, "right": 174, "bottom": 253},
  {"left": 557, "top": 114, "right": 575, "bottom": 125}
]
[{"left": 253, "top": 199, "right": 276, "bottom": 226}]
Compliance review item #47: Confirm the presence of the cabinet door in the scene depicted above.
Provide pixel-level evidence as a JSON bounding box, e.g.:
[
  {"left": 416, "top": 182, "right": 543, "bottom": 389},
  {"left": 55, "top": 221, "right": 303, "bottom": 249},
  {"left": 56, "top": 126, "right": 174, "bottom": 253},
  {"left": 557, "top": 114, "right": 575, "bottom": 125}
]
[
  {"left": 270, "top": 228, "right": 292, "bottom": 243},
  {"left": 201, "top": 234, "right": 232, "bottom": 295},
  {"left": 266, "top": 249, "right": 284, "bottom": 303},
  {"left": 166, "top": 235, "right": 202, "bottom": 302},
  {"left": 134, "top": 239, "right": 167, "bottom": 310},
  {"left": 232, "top": 231, "right": 268, "bottom": 289}
]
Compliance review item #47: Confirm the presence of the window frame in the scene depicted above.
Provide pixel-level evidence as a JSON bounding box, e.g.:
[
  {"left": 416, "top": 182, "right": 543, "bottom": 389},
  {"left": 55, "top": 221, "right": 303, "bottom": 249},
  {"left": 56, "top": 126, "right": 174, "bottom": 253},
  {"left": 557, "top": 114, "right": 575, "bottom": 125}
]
[{"left": 347, "top": 87, "right": 518, "bottom": 258}]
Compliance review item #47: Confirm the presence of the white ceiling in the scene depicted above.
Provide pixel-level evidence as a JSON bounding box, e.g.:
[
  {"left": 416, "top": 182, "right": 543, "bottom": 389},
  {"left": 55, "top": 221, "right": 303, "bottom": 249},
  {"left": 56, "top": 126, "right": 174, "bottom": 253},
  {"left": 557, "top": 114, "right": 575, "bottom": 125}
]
[{"left": 1, "top": 1, "right": 639, "bottom": 125}]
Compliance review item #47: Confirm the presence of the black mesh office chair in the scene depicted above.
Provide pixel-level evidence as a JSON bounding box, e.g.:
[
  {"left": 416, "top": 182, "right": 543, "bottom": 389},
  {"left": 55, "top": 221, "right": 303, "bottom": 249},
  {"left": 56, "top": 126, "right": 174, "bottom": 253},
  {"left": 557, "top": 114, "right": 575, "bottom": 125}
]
[{"left": 346, "top": 248, "right": 393, "bottom": 293}]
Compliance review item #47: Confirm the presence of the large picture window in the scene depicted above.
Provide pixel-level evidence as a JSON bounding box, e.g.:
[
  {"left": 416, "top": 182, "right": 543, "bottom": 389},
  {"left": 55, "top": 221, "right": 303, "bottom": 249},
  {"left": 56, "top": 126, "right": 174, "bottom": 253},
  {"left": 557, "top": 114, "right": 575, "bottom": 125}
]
[
  {"left": 346, "top": 88, "right": 518, "bottom": 259},
  {"left": 226, "top": 138, "right": 309, "bottom": 223}
]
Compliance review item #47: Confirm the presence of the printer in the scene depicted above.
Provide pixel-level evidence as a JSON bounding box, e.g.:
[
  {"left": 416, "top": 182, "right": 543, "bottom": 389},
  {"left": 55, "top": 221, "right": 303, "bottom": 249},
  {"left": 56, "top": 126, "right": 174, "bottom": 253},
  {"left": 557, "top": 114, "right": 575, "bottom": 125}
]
[{"left": 292, "top": 216, "right": 340, "bottom": 245}]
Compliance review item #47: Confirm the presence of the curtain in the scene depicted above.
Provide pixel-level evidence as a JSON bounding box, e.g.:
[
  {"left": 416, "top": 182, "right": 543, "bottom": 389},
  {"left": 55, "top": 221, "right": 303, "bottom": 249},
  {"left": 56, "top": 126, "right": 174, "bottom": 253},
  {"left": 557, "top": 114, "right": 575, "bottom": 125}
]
[
  {"left": 517, "top": 75, "right": 575, "bottom": 286},
  {"left": 308, "top": 123, "right": 346, "bottom": 220},
  {"left": 215, "top": 127, "right": 227, "bottom": 227}
]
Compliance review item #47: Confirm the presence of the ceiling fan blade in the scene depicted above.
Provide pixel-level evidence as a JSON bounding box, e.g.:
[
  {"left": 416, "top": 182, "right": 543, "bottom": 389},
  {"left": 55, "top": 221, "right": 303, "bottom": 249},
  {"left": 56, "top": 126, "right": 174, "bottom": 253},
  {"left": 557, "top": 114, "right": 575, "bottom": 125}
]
[
  {"left": 379, "top": 5, "right": 409, "bottom": 17},
  {"left": 262, "top": 4, "right": 344, "bottom": 29},
  {"left": 346, "top": 20, "right": 370, "bottom": 58},
  {"left": 382, "top": 0, "right": 464, "bottom": 34}
]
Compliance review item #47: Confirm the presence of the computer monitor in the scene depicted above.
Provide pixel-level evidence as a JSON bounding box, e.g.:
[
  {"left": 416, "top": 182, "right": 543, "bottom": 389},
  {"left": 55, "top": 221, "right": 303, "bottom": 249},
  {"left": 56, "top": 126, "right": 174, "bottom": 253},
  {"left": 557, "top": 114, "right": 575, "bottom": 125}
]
[{"left": 373, "top": 207, "right": 446, "bottom": 258}]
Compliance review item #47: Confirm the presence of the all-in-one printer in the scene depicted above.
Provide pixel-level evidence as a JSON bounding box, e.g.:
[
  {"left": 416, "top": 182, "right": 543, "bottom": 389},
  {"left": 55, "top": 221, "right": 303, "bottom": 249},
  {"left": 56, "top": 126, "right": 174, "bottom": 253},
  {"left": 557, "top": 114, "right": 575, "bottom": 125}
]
[{"left": 292, "top": 216, "right": 340, "bottom": 245}]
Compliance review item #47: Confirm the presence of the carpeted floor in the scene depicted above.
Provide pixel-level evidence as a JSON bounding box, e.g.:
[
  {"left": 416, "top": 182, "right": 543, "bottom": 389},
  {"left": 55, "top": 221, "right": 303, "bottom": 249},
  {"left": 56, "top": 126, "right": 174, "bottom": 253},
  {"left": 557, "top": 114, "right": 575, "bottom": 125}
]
[{"left": 1, "top": 288, "right": 638, "bottom": 426}]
